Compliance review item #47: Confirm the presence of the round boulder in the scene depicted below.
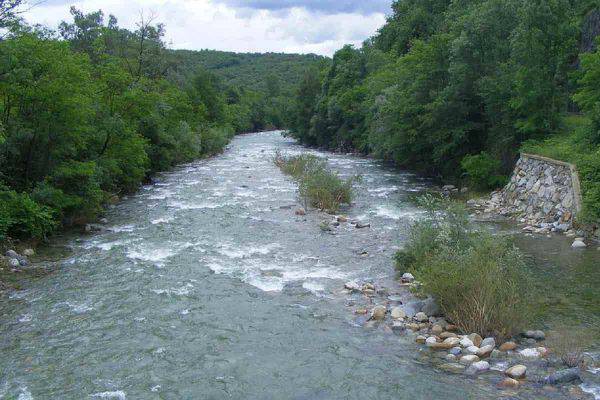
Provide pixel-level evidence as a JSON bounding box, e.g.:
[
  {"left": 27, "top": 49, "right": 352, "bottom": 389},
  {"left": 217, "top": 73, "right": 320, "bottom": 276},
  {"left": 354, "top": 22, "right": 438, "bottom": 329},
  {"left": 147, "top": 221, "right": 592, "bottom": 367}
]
[{"left": 505, "top": 364, "right": 527, "bottom": 379}]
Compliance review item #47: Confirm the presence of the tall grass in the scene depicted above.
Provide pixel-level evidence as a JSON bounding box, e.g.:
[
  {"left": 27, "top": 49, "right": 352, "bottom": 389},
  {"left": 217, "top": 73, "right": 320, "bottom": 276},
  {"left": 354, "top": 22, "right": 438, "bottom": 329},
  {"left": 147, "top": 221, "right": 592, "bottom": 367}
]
[
  {"left": 396, "top": 195, "right": 532, "bottom": 338},
  {"left": 274, "top": 152, "right": 356, "bottom": 212}
]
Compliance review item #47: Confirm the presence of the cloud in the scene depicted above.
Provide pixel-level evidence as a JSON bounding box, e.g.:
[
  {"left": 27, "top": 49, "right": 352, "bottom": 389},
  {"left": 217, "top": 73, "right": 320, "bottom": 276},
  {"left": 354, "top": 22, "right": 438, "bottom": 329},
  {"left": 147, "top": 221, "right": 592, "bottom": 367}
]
[
  {"left": 218, "top": 0, "right": 391, "bottom": 15},
  {"left": 21, "top": 0, "right": 389, "bottom": 56}
]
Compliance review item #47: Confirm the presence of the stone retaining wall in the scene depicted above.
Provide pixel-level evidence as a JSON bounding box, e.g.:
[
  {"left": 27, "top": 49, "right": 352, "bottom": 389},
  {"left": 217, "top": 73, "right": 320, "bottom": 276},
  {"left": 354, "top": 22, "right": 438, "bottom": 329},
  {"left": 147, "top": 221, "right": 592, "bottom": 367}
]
[{"left": 488, "top": 154, "right": 583, "bottom": 231}]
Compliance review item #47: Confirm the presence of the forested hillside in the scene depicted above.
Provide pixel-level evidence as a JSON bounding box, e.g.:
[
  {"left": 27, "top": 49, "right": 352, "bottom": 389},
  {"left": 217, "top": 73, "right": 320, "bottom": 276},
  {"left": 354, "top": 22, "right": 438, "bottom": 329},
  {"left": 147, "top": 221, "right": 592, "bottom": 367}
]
[
  {"left": 288, "top": 0, "right": 600, "bottom": 222},
  {"left": 0, "top": 4, "right": 324, "bottom": 242}
]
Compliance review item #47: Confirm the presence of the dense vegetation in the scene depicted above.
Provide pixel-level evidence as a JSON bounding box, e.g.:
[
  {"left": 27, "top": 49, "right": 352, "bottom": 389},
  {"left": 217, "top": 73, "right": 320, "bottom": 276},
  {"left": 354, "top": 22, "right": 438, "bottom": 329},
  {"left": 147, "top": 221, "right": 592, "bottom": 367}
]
[
  {"left": 0, "top": 4, "right": 323, "bottom": 242},
  {"left": 274, "top": 153, "right": 355, "bottom": 212},
  {"left": 396, "top": 196, "right": 532, "bottom": 338},
  {"left": 288, "top": 0, "right": 600, "bottom": 223}
]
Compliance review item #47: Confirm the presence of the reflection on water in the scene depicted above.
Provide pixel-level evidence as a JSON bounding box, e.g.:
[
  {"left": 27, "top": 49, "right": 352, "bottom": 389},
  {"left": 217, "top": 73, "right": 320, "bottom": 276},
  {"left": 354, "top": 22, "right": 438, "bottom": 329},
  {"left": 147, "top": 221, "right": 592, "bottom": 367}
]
[{"left": 0, "top": 132, "right": 598, "bottom": 399}]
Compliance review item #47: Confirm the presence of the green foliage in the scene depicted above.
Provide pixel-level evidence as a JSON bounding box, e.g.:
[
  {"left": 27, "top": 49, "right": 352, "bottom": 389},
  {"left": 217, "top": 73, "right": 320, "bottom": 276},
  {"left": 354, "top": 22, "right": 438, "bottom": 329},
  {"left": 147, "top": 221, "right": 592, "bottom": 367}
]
[
  {"left": 289, "top": 0, "right": 583, "bottom": 182},
  {"left": 461, "top": 153, "right": 508, "bottom": 190},
  {"left": 0, "top": 186, "right": 56, "bottom": 240},
  {"left": 0, "top": 8, "right": 319, "bottom": 242},
  {"left": 396, "top": 196, "right": 532, "bottom": 338},
  {"left": 274, "top": 152, "right": 356, "bottom": 212}
]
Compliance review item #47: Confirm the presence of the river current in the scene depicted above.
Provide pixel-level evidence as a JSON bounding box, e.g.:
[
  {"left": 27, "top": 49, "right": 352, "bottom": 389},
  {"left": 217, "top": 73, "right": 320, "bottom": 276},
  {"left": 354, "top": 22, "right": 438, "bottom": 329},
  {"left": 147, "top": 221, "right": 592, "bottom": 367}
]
[{"left": 1, "top": 132, "right": 598, "bottom": 399}]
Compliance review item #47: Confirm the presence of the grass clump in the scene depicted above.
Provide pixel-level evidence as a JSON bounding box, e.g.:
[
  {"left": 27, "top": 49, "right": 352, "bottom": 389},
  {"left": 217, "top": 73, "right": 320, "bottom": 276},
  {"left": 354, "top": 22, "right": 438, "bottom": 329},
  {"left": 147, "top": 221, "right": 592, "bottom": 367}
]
[
  {"left": 274, "top": 152, "right": 356, "bottom": 212},
  {"left": 396, "top": 195, "right": 532, "bottom": 338}
]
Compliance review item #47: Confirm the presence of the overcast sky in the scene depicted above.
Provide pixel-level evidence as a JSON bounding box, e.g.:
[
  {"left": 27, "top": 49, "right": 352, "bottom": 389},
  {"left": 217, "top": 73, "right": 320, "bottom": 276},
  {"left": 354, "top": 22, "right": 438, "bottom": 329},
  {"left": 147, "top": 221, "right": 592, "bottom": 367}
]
[{"left": 23, "top": 0, "right": 392, "bottom": 56}]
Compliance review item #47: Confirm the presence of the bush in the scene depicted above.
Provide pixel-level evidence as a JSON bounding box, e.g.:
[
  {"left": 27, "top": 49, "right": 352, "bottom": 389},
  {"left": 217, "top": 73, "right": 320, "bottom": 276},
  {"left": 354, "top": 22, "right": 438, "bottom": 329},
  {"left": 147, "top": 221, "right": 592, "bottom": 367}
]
[
  {"left": 274, "top": 152, "right": 356, "bottom": 212},
  {"left": 201, "top": 126, "right": 233, "bottom": 156},
  {"left": 0, "top": 187, "right": 57, "bottom": 240},
  {"left": 396, "top": 195, "right": 532, "bottom": 338},
  {"left": 461, "top": 152, "right": 507, "bottom": 190}
]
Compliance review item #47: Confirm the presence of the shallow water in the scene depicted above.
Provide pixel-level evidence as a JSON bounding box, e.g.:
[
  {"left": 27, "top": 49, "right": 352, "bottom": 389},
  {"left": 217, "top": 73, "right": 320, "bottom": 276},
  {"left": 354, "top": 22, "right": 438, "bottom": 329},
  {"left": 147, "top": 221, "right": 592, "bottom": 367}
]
[{"left": 0, "top": 132, "right": 598, "bottom": 399}]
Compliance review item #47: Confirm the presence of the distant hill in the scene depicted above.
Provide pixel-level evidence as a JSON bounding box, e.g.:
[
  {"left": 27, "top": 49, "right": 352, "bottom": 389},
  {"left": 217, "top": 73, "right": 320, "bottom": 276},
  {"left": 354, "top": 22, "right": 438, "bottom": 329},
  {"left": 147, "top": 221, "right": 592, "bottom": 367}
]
[{"left": 168, "top": 49, "right": 330, "bottom": 93}]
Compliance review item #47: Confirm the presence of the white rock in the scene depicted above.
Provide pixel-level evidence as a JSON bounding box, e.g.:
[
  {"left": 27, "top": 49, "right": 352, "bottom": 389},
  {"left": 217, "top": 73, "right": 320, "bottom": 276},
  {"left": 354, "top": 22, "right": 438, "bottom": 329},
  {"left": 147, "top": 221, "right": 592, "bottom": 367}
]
[
  {"left": 519, "top": 348, "right": 541, "bottom": 358},
  {"left": 465, "top": 346, "right": 480, "bottom": 355},
  {"left": 460, "top": 337, "right": 474, "bottom": 348},
  {"left": 443, "top": 337, "right": 460, "bottom": 347},
  {"left": 8, "top": 258, "right": 20, "bottom": 268},
  {"left": 571, "top": 240, "right": 587, "bottom": 248},
  {"left": 344, "top": 281, "right": 360, "bottom": 292},
  {"left": 466, "top": 361, "right": 490, "bottom": 374},
  {"left": 481, "top": 337, "right": 496, "bottom": 348},
  {"left": 425, "top": 337, "right": 438, "bottom": 346},
  {"left": 401, "top": 273, "right": 415, "bottom": 283}
]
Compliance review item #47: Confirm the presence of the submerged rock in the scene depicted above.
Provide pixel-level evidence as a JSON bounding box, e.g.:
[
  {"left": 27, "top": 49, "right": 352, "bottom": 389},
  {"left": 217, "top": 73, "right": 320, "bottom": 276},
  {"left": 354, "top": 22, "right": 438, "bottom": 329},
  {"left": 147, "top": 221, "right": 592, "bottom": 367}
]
[
  {"left": 355, "top": 222, "right": 371, "bottom": 229},
  {"left": 295, "top": 208, "right": 306, "bottom": 216},
  {"left": 499, "top": 377, "right": 520, "bottom": 388},
  {"left": 542, "top": 368, "right": 581, "bottom": 385},
  {"left": 523, "top": 330, "right": 545, "bottom": 341}
]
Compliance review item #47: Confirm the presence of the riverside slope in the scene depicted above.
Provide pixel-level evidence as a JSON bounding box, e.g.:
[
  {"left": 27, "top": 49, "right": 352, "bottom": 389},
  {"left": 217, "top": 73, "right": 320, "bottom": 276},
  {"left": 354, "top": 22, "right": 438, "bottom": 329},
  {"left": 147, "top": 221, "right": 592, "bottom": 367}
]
[{"left": 0, "top": 132, "right": 596, "bottom": 399}]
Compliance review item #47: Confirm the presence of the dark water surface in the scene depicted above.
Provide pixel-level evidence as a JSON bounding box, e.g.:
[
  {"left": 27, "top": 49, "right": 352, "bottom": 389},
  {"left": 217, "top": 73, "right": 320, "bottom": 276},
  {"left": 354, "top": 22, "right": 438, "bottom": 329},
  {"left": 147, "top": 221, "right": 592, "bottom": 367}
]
[{"left": 1, "top": 132, "right": 598, "bottom": 399}]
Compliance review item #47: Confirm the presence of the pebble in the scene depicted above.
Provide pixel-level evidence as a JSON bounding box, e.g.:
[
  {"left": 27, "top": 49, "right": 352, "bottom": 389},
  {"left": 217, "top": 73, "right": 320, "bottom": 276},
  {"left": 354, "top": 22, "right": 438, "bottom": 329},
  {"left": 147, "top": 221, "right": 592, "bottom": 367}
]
[
  {"left": 499, "top": 341, "right": 518, "bottom": 352},
  {"left": 476, "top": 345, "right": 494, "bottom": 358},
  {"left": 390, "top": 307, "right": 406, "bottom": 320},
  {"left": 22, "top": 249, "right": 35, "bottom": 257},
  {"left": 464, "top": 346, "right": 480, "bottom": 355},
  {"left": 414, "top": 312, "right": 428, "bottom": 322},
  {"left": 481, "top": 337, "right": 496, "bottom": 348},
  {"left": 8, "top": 258, "right": 20, "bottom": 268},
  {"left": 431, "top": 324, "right": 443, "bottom": 335},
  {"left": 344, "top": 281, "right": 361, "bottom": 292},
  {"left": 439, "top": 332, "right": 457, "bottom": 339},
  {"left": 5, "top": 250, "right": 18, "bottom": 258},
  {"left": 449, "top": 347, "right": 462, "bottom": 356},
  {"left": 415, "top": 335, "right": 427, "bottom": 344},
  {"left": 443, "top": 337, "right": 460, "bottom": 347},
  {"left": 466, "top": 361, "right": 490, "bottom": 374},
  {"left": 505, "top": 365, "right": 527, "bottom": 379},
  {"left": 571, "top": 240, "right": 586, "bottom": 248},
  {"left": 425, "top": 336, "right": 438, "bottom": 345},
  {"left": 519, "top": 348, "right": 542, "bottom": 358},
  {"left": 459, "top": 355, "right": 480, "bottom": 365},
  {"left": 446, "top": 354, "right": 457, "bottom": 362},
  {"left": 370, "top": 305, "right": 387, "bottom": 320},
  {"left": 468, "top": 333, "right": 483, "bottom": 347},
  {"left": 401, "top": 273, "right": 415, "bottom": 283},
  {"left": 499, "top": 377, "right": 520, "bottom": 388},
  {"left": 460, "top": 337, "right": 474, "bottom": 348}
]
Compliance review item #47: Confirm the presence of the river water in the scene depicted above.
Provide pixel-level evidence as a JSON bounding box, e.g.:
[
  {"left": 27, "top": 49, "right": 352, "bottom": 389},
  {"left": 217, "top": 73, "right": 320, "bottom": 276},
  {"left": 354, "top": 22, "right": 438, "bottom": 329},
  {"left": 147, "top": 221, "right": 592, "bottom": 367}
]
[{"left": 0, "top": 132, "right": 598, "bottom": 399}]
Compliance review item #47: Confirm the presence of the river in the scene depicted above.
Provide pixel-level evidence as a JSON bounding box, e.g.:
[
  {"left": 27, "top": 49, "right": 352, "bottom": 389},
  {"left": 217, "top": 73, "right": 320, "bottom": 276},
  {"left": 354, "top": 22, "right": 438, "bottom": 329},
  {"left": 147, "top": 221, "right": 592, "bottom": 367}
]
[{"left": 0, "top": 131, "right": 598, "bottom": 399}]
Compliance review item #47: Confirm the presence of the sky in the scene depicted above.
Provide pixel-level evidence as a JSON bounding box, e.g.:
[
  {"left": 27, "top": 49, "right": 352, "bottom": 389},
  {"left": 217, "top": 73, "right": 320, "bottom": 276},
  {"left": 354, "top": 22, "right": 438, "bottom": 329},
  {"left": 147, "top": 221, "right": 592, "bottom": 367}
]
[{"left": 23, "top": 0, "right": 392, "bottom": 56}]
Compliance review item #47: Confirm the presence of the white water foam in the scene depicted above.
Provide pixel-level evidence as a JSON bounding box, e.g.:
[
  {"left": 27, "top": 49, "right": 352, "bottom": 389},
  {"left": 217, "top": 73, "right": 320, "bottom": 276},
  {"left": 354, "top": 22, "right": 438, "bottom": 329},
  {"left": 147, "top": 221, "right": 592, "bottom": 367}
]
[
  {"left": 217, "top": 243, "right": 281, "bottom": 259},
  {"left": 150, "top": 216, "right": 174, "bottom": 225},
  {"left": 581, "top": 384, "right": 600, "bottom": 400},
  {"left": 90, "top": 391, "right": 126, "bottom": 399},
  {"left": 17, "top": 387, "right": 33, "bottom": 400}
]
